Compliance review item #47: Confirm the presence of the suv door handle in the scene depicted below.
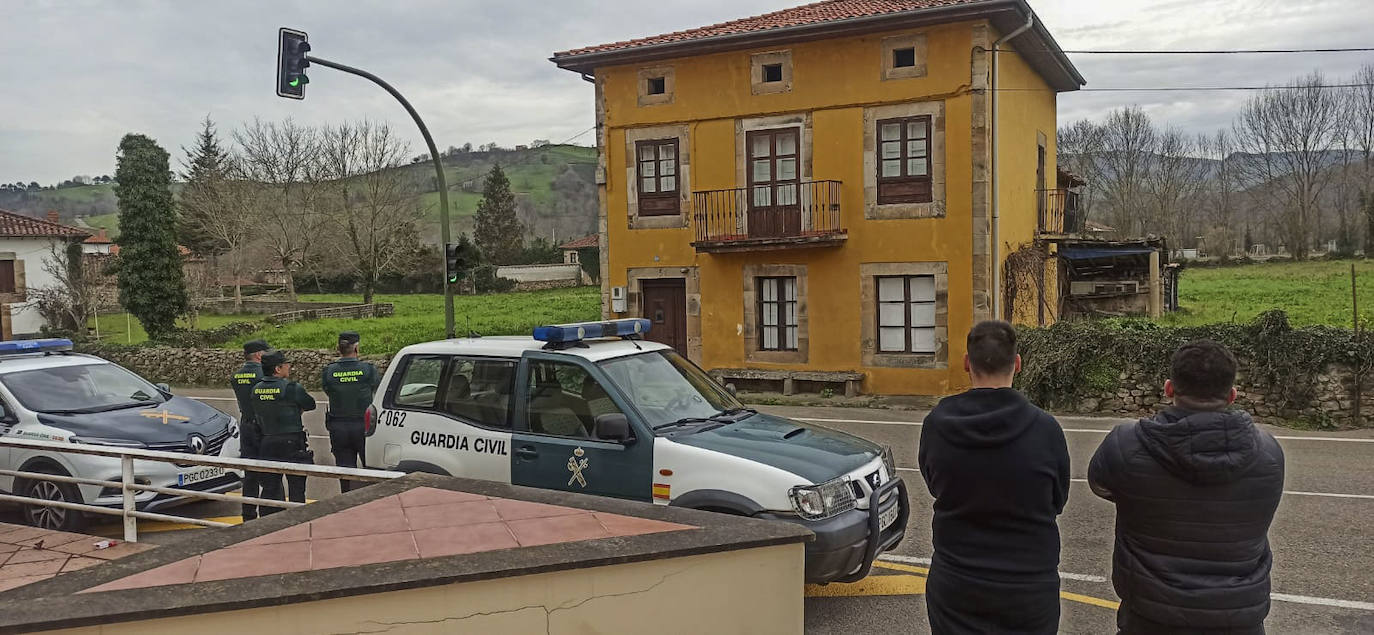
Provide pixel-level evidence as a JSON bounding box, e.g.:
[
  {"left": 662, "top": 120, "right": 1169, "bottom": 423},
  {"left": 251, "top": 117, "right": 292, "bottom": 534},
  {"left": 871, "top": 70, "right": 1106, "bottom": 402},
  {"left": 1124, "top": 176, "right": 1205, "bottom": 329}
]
[{"left": 515, "top": 446, "right": 539, "bottom": 460}]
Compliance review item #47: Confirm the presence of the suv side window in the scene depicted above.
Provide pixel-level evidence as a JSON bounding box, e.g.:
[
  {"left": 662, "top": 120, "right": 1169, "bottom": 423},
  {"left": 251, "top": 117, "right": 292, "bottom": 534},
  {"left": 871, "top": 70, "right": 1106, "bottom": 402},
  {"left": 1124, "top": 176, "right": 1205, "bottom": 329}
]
[
  {"left": 441, "top": 358, "right": 517, "bottom": 429},
  {"left": 391, "top": 355, "right": 445, "bottom": 409},
  {"left": 523, "top": 359, "right": 624, "bottom": 439}
]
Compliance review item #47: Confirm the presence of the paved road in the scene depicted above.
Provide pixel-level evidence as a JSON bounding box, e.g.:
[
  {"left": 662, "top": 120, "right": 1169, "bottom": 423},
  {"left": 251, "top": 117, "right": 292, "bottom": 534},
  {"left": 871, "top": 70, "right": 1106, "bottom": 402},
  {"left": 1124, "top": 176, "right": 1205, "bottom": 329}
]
[{"left": 112, "top": 392, "right": 1374, "bottom": 633}]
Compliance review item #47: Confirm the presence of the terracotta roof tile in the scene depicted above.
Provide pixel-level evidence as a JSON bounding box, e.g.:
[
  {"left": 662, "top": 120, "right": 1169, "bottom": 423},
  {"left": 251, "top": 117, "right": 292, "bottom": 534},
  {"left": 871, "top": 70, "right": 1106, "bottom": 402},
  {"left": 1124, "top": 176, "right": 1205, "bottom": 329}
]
[
  {"left": 554, "top": 0, "right": 983, "bottom": 57},
  {"left": 0, "top": 209, "right": 90, "bottom": 239},
  {"left": 558, "top": 235, "right": 599, "bottom": 250}
]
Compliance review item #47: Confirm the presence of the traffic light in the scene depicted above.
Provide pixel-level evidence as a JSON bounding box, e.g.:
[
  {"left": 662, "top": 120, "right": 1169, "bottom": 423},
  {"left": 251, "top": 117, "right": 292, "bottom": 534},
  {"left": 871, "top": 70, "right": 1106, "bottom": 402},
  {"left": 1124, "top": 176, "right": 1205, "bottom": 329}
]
[
  {"left": 277, "top": 28, "right": 310, "bottom": 100},
  {"left": 445, "top": 240, "right": 476, "bottom": 284}
]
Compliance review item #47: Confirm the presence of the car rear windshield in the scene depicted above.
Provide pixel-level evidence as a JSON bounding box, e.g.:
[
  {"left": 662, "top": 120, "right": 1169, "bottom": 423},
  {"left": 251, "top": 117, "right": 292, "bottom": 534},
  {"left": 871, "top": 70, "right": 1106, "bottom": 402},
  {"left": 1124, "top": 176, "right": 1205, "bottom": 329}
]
[
  {"left": 598, "top": 350, "right": 742, "bottom": 429},
  {"left": 1, "top": 363, "right": 166, "bottom": 414}
]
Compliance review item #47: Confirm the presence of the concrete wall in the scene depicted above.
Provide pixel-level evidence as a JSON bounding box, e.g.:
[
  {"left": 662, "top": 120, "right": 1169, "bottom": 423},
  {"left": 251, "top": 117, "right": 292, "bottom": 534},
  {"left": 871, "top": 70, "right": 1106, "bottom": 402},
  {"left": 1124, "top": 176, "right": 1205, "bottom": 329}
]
[
  {"left": 48, "top": 544, "right": 805, "bottom": 635},
  {"left": 595, "top": 19, "right": 1060, "bottom": 396},
  {"left": 0, "top": 236, "right": 65, "bottom": 337},
  {"left": 80, "top": 345, "right": 390, "bottom": 391},
  {"left": 495, "top": 263, "right": 583, "bottom": 283}
]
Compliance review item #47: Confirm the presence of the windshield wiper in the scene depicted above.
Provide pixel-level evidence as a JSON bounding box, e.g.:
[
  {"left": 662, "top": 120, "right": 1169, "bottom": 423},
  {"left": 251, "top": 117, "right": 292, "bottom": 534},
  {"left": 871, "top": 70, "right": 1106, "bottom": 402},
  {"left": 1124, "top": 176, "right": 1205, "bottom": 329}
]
[
  {"left": 652, "top": 416, "right": 721, "bottom": 431},
  {"left": 716, "top": 407, "right": 757, "bottom": 420},
  {"left": 43, "top": 400, "right": 160, "bottom": 416}
]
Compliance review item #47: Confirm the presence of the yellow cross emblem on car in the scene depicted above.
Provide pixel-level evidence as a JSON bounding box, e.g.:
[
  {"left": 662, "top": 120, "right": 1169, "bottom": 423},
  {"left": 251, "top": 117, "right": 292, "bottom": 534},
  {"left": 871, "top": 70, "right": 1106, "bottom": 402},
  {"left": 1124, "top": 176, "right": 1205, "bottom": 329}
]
[{"left": 139, "top": 410, "right": 191, "bottom": 425}]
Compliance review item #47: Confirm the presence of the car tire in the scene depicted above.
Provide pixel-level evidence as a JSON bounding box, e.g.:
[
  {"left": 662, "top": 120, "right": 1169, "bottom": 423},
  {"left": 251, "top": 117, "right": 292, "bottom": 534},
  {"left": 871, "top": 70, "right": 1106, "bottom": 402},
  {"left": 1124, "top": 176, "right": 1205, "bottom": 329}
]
[{"left": 19, "top": 468, "right": 88, "bottom": 533}]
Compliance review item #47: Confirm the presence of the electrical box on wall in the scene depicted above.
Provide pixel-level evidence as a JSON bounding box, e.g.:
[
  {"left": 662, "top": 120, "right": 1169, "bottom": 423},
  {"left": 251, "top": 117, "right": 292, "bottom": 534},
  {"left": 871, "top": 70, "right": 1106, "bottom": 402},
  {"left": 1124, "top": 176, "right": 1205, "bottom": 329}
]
[{"left": 611, "top": 286, "right": 627, "bottom": 313}]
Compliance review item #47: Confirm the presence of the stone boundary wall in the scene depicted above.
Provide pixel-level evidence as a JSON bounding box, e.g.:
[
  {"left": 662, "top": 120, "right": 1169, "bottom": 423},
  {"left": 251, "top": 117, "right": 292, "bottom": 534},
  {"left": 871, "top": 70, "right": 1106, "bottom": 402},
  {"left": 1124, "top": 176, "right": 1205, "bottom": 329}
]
[
  {"left": 1068, "top": 362, "right": 1371, "bottom": 427},
  {"left": 195, "top": 299, "right": 363, "bottom": 315},
  {"left": 80, "top": 344, "right": 391, "bottom": 391},
  {"left": 268, "top": 303, "right": 395, "bottom": 324}
]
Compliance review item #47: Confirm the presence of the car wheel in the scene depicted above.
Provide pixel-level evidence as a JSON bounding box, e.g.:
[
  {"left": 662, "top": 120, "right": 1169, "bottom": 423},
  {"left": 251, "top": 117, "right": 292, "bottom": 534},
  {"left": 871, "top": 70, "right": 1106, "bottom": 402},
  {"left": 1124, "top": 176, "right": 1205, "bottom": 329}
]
[{"left": 19, "top": 470, "right": 87, "bottom": 532}]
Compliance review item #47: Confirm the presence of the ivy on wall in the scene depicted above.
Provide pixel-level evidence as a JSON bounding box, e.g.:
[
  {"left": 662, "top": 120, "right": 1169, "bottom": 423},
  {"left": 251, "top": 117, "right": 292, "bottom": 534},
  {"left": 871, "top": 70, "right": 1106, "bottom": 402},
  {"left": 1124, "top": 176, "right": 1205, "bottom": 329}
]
[{"left": 1015, "top": 310, "right": 1374, "bottom": 419}]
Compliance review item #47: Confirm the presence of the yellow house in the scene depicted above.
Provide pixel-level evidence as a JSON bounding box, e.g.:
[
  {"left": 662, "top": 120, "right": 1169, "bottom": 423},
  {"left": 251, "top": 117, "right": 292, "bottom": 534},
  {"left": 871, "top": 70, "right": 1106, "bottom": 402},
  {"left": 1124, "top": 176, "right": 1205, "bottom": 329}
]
[{"left": 551, "top": 0, "right": 1084, "bottom": 396}]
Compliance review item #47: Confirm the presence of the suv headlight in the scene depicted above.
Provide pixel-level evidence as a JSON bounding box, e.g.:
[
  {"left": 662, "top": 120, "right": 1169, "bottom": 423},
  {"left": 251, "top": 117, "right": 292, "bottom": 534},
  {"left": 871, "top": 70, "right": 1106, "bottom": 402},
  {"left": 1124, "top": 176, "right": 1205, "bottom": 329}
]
[
  {"left": 71, "top": 437, "right": 147, "bottom": 448},
  {"left": 882, "top": 445, "right": 896, "bottom": 480},
  {"left": 789, "top": 477, "right": 856, "bottom": 520}
]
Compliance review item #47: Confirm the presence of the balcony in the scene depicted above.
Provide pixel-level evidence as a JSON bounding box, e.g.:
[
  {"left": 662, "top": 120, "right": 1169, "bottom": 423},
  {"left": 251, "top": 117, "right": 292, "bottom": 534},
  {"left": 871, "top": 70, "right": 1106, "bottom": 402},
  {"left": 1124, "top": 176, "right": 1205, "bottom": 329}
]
[
  {"left": 691, "top": 180, "right": 847, "bottom": 253},
  {"left": 1037, "top": 188, "right": 1086, "bottom": 235}
]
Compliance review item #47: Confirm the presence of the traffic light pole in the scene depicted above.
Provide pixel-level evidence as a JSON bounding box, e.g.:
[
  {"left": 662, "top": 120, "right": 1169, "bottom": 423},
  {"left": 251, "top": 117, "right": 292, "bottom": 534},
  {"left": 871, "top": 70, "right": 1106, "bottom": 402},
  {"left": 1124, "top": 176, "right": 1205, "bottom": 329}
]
[{"left": 305, "top": 54, "right": 456, "bottom": 339}]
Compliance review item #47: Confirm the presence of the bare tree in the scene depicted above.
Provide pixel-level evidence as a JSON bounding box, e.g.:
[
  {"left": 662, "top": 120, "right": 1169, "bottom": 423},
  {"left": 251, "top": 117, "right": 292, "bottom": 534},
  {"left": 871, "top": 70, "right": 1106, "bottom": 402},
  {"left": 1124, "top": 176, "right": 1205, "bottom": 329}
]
[
  {"left": 318, "top": 121, "right": 424, "bottom": 304},
  {"left": 1144, "top": 129, "right": 1210, "bottom": 248},
  {"left": 1204, "top": 130, "right": 1241, "bottom": 258},
  {"left": 1349, "top": 64, "right": 1374, "bottom": 252},
  {"left": 29, "top": 243, "right": 110, "bottom": 336},
  {"left": 1056, "top": 119, "right": 1105, "bottom": 221},
  {"left": 1096, "top": 106, "right": 1158, "bottom": 236},
  {"left": 233, "top": 118, "right": 326, "bottom": 303},
  {"left": 1233, "top": 73, "right": 1345, "bottom": 259}
]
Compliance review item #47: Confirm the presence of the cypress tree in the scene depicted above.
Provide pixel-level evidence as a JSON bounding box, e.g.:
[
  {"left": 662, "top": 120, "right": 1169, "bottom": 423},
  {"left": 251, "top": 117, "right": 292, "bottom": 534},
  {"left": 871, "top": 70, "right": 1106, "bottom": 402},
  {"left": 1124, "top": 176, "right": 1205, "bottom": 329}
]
[
  {"left": 473, "top": 164, "right": 524, "bottom": 265},
  {"left": 114, "top": 134, "right": 188, "bottom": 339}
]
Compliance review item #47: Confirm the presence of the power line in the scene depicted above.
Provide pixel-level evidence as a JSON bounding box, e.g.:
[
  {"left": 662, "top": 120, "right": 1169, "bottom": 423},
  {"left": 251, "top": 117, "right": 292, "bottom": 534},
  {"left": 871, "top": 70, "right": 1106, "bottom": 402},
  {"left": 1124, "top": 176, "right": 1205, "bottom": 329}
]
[
  {"left": 1061, "top": 47, "right": 1374, "bottom": 55},
  {"left": 558, "top": 126, "right": 596, "bottom": 145},
  {"left": 998, "top": 83, "right": 1374, "bottom": 93}
]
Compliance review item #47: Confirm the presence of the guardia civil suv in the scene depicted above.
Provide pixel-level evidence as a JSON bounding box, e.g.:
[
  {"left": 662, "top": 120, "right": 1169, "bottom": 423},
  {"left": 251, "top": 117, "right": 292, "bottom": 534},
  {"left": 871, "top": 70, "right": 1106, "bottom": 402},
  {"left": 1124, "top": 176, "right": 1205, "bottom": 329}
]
[
  {"left": 365, "top": 319, "right": 908, "bottom": 584},
  {"left": 0, "top": 339, "right": 242, "bottom": 531}
]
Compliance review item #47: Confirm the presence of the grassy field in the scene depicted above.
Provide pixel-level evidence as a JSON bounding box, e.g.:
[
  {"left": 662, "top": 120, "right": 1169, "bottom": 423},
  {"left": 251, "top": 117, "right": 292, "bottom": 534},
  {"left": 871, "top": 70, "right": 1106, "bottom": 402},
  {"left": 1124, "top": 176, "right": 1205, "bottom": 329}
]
[
  {"left": 83, "top": 212, "right": 119, "bottom": 238},
  {"left": 92, "top": 287, "right": 601, "bottom": 355},
  {"left": 90, "top": 311, "right": 254, "bottom": 345},
  {"left": 1163, "top": 259, "right": 1374, "bottom": 327}
]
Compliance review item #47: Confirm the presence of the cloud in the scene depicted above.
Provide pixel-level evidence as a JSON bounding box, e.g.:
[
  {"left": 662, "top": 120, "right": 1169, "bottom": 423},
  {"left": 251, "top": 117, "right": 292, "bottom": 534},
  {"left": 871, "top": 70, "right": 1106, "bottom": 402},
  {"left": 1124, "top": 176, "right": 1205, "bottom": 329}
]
[{"left": 2, "top": 0, "right": 1372, "bottom": 184}]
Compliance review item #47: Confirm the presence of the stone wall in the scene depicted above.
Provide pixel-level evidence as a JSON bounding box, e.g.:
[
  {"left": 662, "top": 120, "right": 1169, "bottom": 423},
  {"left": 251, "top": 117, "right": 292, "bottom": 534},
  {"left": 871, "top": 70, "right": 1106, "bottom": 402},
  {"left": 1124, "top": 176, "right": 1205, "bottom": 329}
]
[
  {"left": 196, "top": 300, "right": 362, "bottom": 316},
  {"left": 1069, "top": 362, "right": 1373, "bottom": 427},
  {"left": 79, "top": 344, "right": 391, "bottom": 391}
]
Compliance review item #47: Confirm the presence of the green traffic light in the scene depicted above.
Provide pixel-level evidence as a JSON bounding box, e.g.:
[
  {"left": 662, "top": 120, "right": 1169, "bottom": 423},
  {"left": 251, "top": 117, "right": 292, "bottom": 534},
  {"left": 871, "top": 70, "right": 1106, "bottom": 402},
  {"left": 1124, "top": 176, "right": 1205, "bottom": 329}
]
[{"left": 289, "top": 77, "right": 301, "bottom": 87}]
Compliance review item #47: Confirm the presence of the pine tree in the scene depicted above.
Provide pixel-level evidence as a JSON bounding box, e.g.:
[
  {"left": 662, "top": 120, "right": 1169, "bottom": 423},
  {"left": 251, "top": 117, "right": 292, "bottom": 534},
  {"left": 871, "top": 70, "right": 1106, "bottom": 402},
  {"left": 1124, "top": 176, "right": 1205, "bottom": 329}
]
[
  {"left": 114, "top": 134, "right": 188, "bottom": 339},
  {"left": 473, "top": 164, "right": 524, "bottom": 265},
  {"left": 179, "top": 117, "right": 229, "bottom": 257}
]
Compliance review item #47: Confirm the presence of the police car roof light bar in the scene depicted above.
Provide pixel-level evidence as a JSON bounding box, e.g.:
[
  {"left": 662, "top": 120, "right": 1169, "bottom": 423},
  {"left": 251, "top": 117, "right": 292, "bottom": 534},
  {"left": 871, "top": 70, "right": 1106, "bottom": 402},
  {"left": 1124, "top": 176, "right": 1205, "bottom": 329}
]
[
  {"left": 532, "top": 319, "right": 651, "bottom": 345},
  {"left": 0, "top": 339, "right": 74, "bottom": 357}
]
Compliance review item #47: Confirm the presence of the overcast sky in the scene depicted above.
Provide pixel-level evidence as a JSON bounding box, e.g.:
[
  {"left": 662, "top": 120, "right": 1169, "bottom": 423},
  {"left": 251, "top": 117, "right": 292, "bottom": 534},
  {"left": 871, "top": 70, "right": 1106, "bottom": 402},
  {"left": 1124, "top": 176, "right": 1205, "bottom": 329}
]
[{"left": 2, "top": 0, "right": 1372, "bottom": 184}]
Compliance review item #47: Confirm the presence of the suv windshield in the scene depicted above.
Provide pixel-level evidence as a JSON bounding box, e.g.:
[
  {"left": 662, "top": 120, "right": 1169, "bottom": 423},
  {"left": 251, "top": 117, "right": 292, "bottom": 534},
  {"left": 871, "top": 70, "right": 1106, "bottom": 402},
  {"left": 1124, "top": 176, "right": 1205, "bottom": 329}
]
[
  {"left": 598, "top": 350, "right": 744, "bottom": 429},
  {"left": 1, "top": 363, "right": 166, "bottom": 414}
]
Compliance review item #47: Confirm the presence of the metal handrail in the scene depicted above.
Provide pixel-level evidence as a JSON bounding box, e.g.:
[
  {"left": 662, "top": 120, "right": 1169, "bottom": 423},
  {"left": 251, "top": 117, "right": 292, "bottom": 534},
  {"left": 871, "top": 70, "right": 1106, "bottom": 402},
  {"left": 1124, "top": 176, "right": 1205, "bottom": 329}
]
[
  {"left": 692, "top": 179, "right": 844, "bottom": 244},
  {"left": 0, "top": 436, "right": 403, "bottom": 542}
]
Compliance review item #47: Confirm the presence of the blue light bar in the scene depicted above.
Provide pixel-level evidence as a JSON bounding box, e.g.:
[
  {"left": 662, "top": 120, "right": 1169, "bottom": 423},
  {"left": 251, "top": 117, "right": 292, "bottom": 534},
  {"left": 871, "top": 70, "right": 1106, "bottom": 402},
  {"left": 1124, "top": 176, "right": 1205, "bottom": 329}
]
[
  {"left": 0, "top": 338, "right": 73, "bottom": 355},
  {"left": 533, "top": 319, "right": 651, "bottom": 343}
]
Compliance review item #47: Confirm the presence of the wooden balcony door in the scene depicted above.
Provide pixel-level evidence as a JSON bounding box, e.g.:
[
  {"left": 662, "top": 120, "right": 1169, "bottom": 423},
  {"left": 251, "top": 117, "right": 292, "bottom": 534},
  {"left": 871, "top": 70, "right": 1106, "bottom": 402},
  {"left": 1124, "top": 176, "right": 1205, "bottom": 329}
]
[{"left": 747, "top": 128, "right": 801, "bottom": 239}]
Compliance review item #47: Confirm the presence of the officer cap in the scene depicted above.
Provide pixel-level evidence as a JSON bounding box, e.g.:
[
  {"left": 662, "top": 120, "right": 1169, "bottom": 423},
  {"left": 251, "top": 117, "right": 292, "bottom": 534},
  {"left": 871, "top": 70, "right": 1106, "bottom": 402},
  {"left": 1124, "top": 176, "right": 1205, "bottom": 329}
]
[
  {"left": 338, "top": 331, "right": 361, "bottom": 345},
  {"left": 243, "top": 340, "right": 270, "bottom": 355},
  {"left": 261, "top": 350, "right": 288, "bottom": 369}
]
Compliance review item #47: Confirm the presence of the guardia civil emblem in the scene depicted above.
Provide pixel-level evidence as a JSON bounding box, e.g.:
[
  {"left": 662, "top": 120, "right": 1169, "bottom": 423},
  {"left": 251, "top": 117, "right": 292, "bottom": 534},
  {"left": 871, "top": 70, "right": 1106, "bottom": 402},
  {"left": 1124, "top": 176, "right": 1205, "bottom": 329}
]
[{"left": 567, "top": 447, "right": 589, "bottom": 488}]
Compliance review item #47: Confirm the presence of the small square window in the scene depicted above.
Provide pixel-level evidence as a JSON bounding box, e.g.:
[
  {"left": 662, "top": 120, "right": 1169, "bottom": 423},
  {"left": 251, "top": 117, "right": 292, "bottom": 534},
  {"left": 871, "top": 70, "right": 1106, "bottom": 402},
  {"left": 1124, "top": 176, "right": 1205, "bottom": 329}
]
[
  {"left": 646, "top": 76, "right": 666, "bottom": 95},
  {"left": 893, "top": 47, "right": 916, "bottom": 68},
  {"left": 762, "top": 63, "right": 783, "bottom": 83}
]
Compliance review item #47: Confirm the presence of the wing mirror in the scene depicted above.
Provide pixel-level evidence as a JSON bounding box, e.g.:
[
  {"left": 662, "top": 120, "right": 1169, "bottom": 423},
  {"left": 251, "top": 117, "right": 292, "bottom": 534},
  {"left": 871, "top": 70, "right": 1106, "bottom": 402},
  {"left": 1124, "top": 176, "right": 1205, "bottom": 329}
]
[
  {"left": 725, "top": 383, "right": 738, "bottom": 397},
  {"left": 594, "top": 413, "right": 633, "bottom": 442},
  {"left": 155, "top": 383, "right": 173, "bottom": 396}
]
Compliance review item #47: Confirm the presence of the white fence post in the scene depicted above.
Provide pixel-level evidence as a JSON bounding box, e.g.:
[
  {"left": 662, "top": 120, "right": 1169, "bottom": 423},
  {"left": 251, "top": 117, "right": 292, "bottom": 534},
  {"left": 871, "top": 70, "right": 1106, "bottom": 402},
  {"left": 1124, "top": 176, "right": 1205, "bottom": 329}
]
[{"left": 121, "top": 455, "right": 137, "bottom": 543}]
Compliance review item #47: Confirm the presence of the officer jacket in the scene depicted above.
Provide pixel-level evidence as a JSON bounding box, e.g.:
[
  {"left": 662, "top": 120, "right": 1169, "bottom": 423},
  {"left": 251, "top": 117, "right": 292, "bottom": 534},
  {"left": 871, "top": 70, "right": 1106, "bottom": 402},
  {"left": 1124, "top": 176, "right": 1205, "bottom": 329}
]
[
  {"left": 231, "top": 362, "right": 264, "bottom": 424},
  {"left": 251, "top": 376, "right": 317, "bottom": 437},
  {"left": 321, "top": 357, "right": 380, "bottom": 418}
]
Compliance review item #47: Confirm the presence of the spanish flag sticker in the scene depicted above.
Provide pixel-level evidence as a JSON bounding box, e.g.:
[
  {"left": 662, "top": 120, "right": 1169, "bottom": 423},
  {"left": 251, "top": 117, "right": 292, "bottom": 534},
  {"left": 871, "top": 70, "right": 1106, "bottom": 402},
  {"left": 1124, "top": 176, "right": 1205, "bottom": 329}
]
[{"left": 652, "top": 483, "right": 671, "bottom": 500}]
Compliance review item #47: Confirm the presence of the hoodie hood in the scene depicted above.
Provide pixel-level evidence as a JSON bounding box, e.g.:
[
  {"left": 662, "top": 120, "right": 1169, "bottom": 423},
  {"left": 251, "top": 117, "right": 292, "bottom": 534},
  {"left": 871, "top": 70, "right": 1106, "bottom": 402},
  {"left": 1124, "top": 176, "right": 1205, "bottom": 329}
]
[
  {"left": 926, "top": 388, "right": 1040, "bottom": 448},
  {"left": 1136, "top": 407, "right": 1261, "bottom": 485}
]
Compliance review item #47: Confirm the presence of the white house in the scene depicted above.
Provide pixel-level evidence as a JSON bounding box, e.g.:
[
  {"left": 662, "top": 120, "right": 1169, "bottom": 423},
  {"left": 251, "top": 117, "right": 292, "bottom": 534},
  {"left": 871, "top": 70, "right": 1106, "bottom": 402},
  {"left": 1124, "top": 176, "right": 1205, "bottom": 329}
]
[
  {"left": 81, "top": 228, "right": 115, "bottom": 255},
  {"left": 0, "top": 209, "right": 91, "bottom": 339}
]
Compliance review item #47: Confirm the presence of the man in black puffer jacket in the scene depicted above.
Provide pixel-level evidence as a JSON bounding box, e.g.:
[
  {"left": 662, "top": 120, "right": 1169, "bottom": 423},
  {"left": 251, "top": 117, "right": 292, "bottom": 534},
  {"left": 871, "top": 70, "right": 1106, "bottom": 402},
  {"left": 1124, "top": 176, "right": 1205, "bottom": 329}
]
[
  {"left": 1089, "top": 339, "right": 1285, "bottom": 634},
  {"left": 920, "top": 321, "right": 1070, "bottom": 634}
]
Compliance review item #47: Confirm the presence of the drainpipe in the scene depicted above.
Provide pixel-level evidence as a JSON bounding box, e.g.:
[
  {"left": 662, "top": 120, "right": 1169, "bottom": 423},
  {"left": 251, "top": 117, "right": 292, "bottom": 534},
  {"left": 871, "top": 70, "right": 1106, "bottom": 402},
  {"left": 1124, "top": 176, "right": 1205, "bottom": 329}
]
[{"left": 990, "top": 10, "right": 1035, "bottom": 321}]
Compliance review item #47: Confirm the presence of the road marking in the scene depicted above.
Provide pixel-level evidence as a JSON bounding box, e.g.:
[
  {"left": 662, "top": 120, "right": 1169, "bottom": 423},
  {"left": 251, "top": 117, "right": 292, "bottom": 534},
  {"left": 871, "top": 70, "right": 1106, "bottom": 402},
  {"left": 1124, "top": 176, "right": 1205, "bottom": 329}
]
[
  {"left": 1062, "top": 591, "right": 1121, "bottom": 610},
  {"left": 1271, "top": 593, "right": 1374, "bottom": 611},
  {"left": 795, "top": 417, "right": 1374, "bottom": 442},
  {"left": 806, "top": 574, "right": 926, "bottom": 597},
  {"left": 881, "top": 555, "right": 1109, "bottom": 583},
  {"left": 874, "top": 560, "right": 929, "bottom": 575},
  {"left": 191, "top": 397, "right": 238, "bottom": 402}
]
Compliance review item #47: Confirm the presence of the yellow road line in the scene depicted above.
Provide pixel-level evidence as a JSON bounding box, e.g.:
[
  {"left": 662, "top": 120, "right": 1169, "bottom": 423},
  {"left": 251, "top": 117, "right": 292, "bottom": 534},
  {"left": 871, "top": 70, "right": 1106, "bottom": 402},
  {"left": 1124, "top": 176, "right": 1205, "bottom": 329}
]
[
  {"left": 806, "top": 575, "right": 927, "bottom": 597},
  {"left": 873, "top": 561, "right": 931, "bottom": 575},
  {"left": 92, "top": 516, "right": 244, "bottom": 535},
  {"left": 1060, "top": 590, "right": 1121, "bottom": 610}
]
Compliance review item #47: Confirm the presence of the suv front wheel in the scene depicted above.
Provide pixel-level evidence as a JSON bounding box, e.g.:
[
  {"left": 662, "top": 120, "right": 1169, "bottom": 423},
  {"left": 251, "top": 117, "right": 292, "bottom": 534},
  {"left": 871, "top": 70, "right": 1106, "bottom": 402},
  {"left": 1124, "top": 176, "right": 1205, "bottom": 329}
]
[{"left": 19, "top": 468, "right": 87, "bottom": 532}]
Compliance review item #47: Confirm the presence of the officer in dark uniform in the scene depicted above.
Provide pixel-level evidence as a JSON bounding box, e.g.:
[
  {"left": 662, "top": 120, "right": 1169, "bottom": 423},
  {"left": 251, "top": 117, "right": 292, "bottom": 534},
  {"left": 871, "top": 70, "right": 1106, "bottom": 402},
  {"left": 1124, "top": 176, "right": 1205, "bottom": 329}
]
[
  {"left": 251, "top": 350, "right": 316, "bottom": 514},
  {"left": 321, "top": 331, "right": 380, "bottom": 492},
  {"left": 231, "top": 340, "right": 271, "bottom": 521}
]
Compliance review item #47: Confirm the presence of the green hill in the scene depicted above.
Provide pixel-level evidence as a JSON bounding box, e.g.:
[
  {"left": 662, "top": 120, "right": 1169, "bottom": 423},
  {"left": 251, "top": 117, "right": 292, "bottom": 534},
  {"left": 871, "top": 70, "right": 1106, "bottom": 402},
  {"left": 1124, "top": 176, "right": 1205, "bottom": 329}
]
[{"left": 414, "top": 144, "right": 597, "bottom": 219}]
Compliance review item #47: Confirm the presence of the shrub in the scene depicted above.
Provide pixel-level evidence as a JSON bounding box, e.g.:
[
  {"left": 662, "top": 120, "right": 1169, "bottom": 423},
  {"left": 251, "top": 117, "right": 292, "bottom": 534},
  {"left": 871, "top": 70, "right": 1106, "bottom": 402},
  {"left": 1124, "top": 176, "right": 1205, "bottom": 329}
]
[{"left": 153, "top": 321, "right": 262, "bottom": 348}]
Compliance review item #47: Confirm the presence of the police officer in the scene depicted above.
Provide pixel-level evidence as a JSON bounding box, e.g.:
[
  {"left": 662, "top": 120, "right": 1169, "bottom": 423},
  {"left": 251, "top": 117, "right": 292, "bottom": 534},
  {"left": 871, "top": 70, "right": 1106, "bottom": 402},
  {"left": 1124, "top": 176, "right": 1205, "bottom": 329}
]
[
  {"left": 231, "top": 340, "right": 271, "bottom": 521},
  {"left": 252, "top": 350, "right": 316, "bottom": 514},
  {"left": 321, "top": 331, "right": 380, "bottom": 492}
]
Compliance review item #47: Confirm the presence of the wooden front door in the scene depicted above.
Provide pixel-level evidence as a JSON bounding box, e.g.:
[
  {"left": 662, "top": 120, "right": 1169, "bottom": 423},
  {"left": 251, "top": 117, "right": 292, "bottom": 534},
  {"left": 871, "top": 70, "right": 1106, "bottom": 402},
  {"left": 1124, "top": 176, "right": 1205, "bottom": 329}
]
[
  {"left": 747, "top": 128, "right": 801, "bottom": 239},
  {"left": 640, "top": 279, "right": 687, "bottom": 356}
]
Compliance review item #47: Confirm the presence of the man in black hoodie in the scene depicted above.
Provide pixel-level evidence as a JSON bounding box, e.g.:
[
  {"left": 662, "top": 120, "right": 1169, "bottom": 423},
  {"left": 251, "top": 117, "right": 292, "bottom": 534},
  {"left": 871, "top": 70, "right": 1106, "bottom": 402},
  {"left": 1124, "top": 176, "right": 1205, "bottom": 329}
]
[
  {"left": 919, "top": 320, "right": 1070, "bottom": 634},
  {"left": 1089, "top": 340, "right": 1284, "bottom": 634}
]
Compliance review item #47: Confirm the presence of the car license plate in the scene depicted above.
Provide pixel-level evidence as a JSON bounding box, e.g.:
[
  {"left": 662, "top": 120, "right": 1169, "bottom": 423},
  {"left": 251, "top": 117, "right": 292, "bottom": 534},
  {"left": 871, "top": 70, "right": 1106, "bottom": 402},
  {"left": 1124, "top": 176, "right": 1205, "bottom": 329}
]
[
  {"left": 177, "top": 466, "right": 225, "bottom": 487},
  {"left": 879, "top": 502, "right": 900, "bottom": 532}
]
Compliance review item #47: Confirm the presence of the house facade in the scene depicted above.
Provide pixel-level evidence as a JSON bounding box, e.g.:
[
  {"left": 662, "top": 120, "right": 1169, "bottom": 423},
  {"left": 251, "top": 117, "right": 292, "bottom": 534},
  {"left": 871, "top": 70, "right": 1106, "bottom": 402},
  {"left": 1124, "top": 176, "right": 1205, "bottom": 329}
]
[
  {"left": 0, "top": 210, "right": 91, "bottom": 339},
  {"left": 552, "top": 0, "right": 1083, "bottom": 396}
]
